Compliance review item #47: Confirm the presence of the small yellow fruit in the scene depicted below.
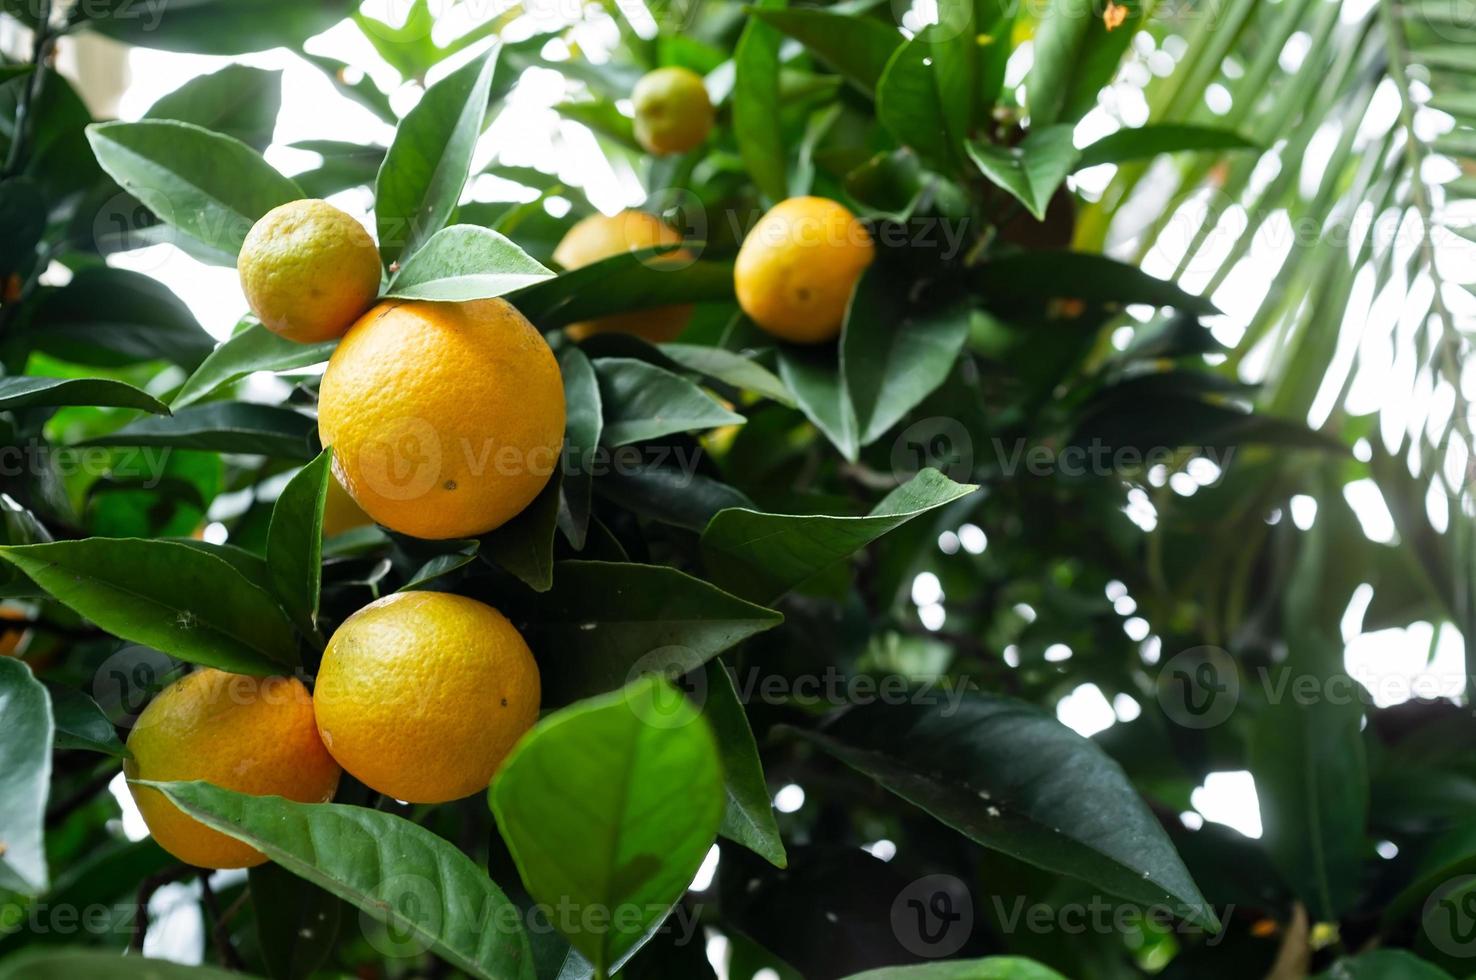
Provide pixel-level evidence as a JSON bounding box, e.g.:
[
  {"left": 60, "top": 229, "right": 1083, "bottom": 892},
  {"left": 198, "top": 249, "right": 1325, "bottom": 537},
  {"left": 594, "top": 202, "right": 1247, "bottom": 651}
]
[
  {"left": 317, "top": 298, "right": 565, "bottom": 540},
  {"left": 632, "top": 66, "right": 714, "bottom": 156},
  {"left": 124, "top": 670, "right": 340, "bottom": 869},
  {"left": 238, "top": 200, "right": 381, "bottom": 344},
  {"left": 322, "top": 473, "right": 374, "bottom": 538},
  {"left": 552, "top": 210, "right": 694, "bottom": 343},
  {"left": 734, "top": 197, "right": 875, "bottom": 344},
  {"left": 313, "top": 591, "right": 541, "bottom": 804}
]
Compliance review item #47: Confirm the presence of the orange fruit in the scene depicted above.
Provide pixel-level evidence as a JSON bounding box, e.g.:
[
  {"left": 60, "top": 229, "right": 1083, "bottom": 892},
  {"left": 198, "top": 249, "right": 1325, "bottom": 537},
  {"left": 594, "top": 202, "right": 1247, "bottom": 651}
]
[
  {"left": 552, "top": 210, "right": 693, "bottom": 342},
  {"left": 124, "top": 669, "right": 340, "bottom": 869},
  {"left": 0, "top": 605, "right": 30, "bottom": 657},
  {"left": 316, "top": 298, "right": 565, "bottom": 540},
  {"left": 313, "top": 591, "right": 541, "bottom": 804},
  {"left": 238, "top": 199, "right": 381, "bottom": 344},
  {"left": 734, "top": 196, "right": 875, "bottom": 344},
  {"left": 632, "top": 66, "right": 714, "bottom": 156}
]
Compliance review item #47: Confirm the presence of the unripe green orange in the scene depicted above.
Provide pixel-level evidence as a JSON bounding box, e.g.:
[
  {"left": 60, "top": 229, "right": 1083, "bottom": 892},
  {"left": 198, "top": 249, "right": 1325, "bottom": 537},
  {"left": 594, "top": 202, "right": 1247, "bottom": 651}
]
[{"left": 632, "top": 67, "right": 714, "bottom": 156}]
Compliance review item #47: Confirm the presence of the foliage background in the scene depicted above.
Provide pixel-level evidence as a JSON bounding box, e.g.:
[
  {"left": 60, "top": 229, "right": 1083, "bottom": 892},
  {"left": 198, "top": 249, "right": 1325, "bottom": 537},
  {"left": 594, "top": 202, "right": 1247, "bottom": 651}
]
[{"left": 0, "top": 0, "right": 1474, "bottom": 978}]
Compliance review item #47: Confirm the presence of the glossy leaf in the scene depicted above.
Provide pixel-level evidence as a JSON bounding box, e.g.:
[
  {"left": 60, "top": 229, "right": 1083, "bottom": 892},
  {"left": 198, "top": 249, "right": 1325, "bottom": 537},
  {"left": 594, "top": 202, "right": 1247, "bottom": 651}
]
[
  {"left": 0, "top": 658, "right": 51, "bottom": 896},
  {"left": 595, "top": 358, "right": 744, "bottom": 447},
  {"left": 86, "top": 119, "right": 302, "bottom": 256},
  {"left": 796, "top": 694, "right": 1218, "bottom": 929},
  {"left": 556, "top": 346, "right": 602, "bottom": 551},
  {"left": 386, "top": 224, "right": 553, "bottom": 302},
  {"left": 733, "top": 0, "right": 788, "bottom": 202},
  {"left": 704, "top": 661, "right": 786, "bottom": 868},
  {"left": 376, "top": 50, "right": 498, "bottom": 266},
  {"left": 143, "top": 64, "right": 283, "bottom": 149},
  {"left": 148, "top": 780, "right": 537, "bottom": 980},
  {"left": 172, "top": 322, "right": 337, "bottom": 409},
  {"left": 966, "top": 125, "right": 1079, "bottom": 221},
  {"left": 972, "top": 252, "right": 1218, "bottom": 314},
  {"left": 490, "top": 677, "right": 723, "bottom": 974},
  {"left": 511, "top": 253, "right": 734, "bottom": 331},
  {"left": 25, "top": 267, "right": 216, "bottom": 370},
  {"left": 519, "top": 560, "right": 783, "bottom": 706},
  {"left": 85, "top": 402, "right": 317, "bottom": 459},
  {"left": 483, "top": 472, "right": 561, "bottom": 592},
  {"left": 0, "top": 376, "right": 169, "bottom": 415},
  {"left": 776, "top": 344, "right": 857, "bottom": 461},
  {"left": 45, "top": 683, "right": 127, "bottom": 757},
  {"left": 251, "top": 863, "right": 343, "bottom": 980},
  {"left": 0, "top": 539, "right": 298, "bottom": 674},
  {"left": 702, "top": 468, "right": 978, "bottom": 603},
  {"left": 267, "top": 450, "right": 332, "bottom": 638},
  {"left": 1076, "top": 123, "right": 1258, "bottom": 170},
  {"left": 750, "top": 9, "right": 902, "bottom": 92},
  {"left": 840, "top": 960, "right": 1070, "bottom": 980},
  {"left": 0, "top": 950, "right": 244, "bottom": 979},
  {"left": 661, "top": 343, "right": 794, "bottom": 406}
]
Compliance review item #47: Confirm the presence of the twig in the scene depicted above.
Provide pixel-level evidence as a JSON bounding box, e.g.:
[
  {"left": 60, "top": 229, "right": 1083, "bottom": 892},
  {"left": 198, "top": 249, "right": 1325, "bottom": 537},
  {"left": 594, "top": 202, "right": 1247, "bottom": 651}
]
[
  {"left": 130, "top": 864, "right": 196, "bottom": 952},
  {"left": 3, "top": 0, "right": 56, "bottom": 179},
  {"left": 197, "top": 870, "right": 245, "bottom": 970}
]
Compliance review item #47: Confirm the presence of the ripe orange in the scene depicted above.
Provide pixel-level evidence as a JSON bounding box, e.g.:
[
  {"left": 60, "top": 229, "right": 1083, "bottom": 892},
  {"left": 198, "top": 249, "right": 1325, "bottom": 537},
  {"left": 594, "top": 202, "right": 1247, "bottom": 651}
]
[
  {"left": 734, "top": 196, "right": 875, "bottom": 344},
  {"left": 632, "top": 66, "right": 714, "bottom": 156},
  {"left": 0, "top": 605, "right": 29, "bottom": 657},
  {"left": 313, "top": 591, "right": 541, "bottom": 804},
  {"left": 124, "top": 670, "right": 340, "bottom": 869},
  {"left": 238, "top": 200, "right": 381, "bottom": 344},
  {"left": 552, "top": 210, "right": 694, "bottom": 342},
  {"left": 316, "top": 298, "right": 565, "bottom": 540}
]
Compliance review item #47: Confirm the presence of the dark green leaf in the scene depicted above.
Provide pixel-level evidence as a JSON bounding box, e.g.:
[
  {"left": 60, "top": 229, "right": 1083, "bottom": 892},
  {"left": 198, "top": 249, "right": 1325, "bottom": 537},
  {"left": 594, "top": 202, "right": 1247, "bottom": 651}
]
[
  {"left": 511, "top": 253, "right": 734, "bottom": 331},
  {"left": 0, "top": 539, "right": 297, "bottom": 674},
  {"left": 45, "top": 682, "right": 127, "bottom": 757},
  {"left": 483, "top": 471, "right": 561, "bottom": 592},
  {"left": 521, "top": 560, "right": 784, "bottom": 706},
  {"left": 0, "top": 376, "right": 169, "bottom": 415},
  {"left": 1315, "top": 951, "right": 1455, "bottom": 979},
  {"left": 703, "top": 468, "right": 977, "bottom": 603},
  {"left": 0, "top": 658, "right": 50, "bottom": 895},
  {"left": 172, "top": 322, "right": 337, "bottom": 409},
  {"left": 734, "top": 0, "right": 788, "bottom": 202},
  {"left": 491, "top": 677, "right": 723, "bottom": 974},
  {"left": 776, "top": 344, "right": 857, "bottom": 461},
  {"left": 0, "top": 950, "right": 244, "bottom": 979},
  {"left": 841, "top": 268, "right": 970, "bottom": 445},
  {"left": 86, "top": 120, "right": 302, "bottom": 256},
  {"left": 595, "top": 358, "right": 745, "bottom": 446},
  {"left": 1076, "top": 123, "right": 1258, "bottom": 170},
  {"left": 704, "top": 661, "right": 786, "bottom": 868},
  {"left": 553, "top": 99, "right": 641, "bottom": 152},
  {"left": 377, "top": 50, "right": 499, "bottom": 265},
  {"left": 85, "top": 402, "right": 317, "bottom": 459},
  {"left": 251, "top": 862, "right": 343, "bottom": 980},
  {"left": 267, "top": 449, "right": 332, "bottom": 638},
  {"left": 796, "top": 693, "right": 1218, "bottom": 929},
  {"left": 966, "top": 125, "right": 1079, "bottom": 221},
  {"left": 751, "top": 9, "right": 902, "bottom": 91},
  {"left": 597, "top": 465, "right": 754, "bottom": 533},
  {"left": 556, "top": 346, "right": 602, "bottom": 551},
  {"left": 25, "top": 266, "right": 215, "bottom": 370},
  {"left": 143, "top": 65, "right": 283, "bottom": 150},
  {"left": 0, "top": 176, "right": 44, "bottom": 278},
  {"left": 661, "top": 343, "right": 794, "bottom": 406},
  {"left": 839, "top": 959, "right": 1070, "bottom": 980},
  {"left": 90, "top": 0, "right": 353, "bottom": 54},
  {"left": 386, "top": 224, "right": 553, "bottom": 302},
  {"left": 148, "top": 780, "right": 537, "bottom": 980},
  {"left": 972, "top": 252, "right": 1217, "bottom": 314},
  {"left": 399, "top": 542, "right": 480, "bottom": 592}
]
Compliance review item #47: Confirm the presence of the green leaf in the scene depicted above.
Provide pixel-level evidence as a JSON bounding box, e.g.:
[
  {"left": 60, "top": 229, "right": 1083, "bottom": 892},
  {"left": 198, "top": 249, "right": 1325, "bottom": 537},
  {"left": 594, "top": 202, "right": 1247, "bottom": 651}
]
[
  {"left": 398, "top": 542, "right": 480, "bottom": 592},
  {"left": 521, "top": 560, "right": 784, "bottom": 706},
  {"left": 89, "top": 0, "right": 353, "bottom": 55},
  {"left": 556, "top": 346, "right": 602, "bottom": 551},
  {"left": 0, "top": 176, "right": 45, "bottom": 278},
  {"left": 595, "top": 358, "right": 745, "bottom": 446},
  {"left": 750, "top": 8, "right": 902, "bottom": 92},
  {"left": 25, "top": 266, "right": 216, "bottom": 370},
  {"left": 776, "top": 344, "right": 858, "bottom": 461},
  {"left": 0, "top": 376, "right": 169, "bottom": 415},
  {"left": 143, "top": 64, "right": 283, "bottom": 150},
  {"left": 553, "top": 99, "right": 641, "bottom": 152},
  {"left": 482, "top": 471, "right": 561, "bottom": 592},
  {"left": 173, "top": 322, "right": 337, "bottom": 409},
  {"left": 491, "top": 676, "right": 723, "bottom": 974},
  {"left": 840, "top": 268, "right": 970, "bottom": 445},
  {"left": 1315, "top": 951, "right": 1455, "bottom": 979},
  {"left": 661, "top": 343, "right": 794, "bottom": 406},
  {"left": 796, "top": 693, "right": 1218, "bottom": 930},
  {"left": 511, "top": 253, "right": 734, "bottom": 331},
  {"left": 45, "top": 682, "right": 127, "bottom": 757},
  {"left": 0, "top": 539, "right": 298, "bottom": 674},
  {"left": 839, "top": 959, "right": 1070, "bottom": 980},
  {"left": 85, "top": 120, "right": 303, "bottom": 256},
  {"left": 386, "top": 224, "right": 553, "bottom": 301},
  {"left": 251, "top": 863, "right": 343, "bottom": 980},
  {"left": 704, "top": 661, "right": 786, "bottom": 868},
  {"left": 0, "top": 950, "right": 245, "bottom": 979},
  {"left": 84, "top": 402, "right": 317, "bottom": 459},
  {"left": 267, "top": 449, "right": 332, "bottom": 639},
  {"left": 1076, "top": 123, "right": 1258, "bottom": 170},
  {"left": 0, "top": 658, "right": 51, "bottom": 896},
  {"left": 147, "top": 780, "right": 537, "bottom": 980},
  {"left": 703, "top": 468, "right": 977, "bottom": 604},
  {"left": 1027, "top": 0, "right": 1126, "bottom": 128},
  {"left": 376, "top": 50, "right": 499, "bottom": 266},
  {"left": 876, "top": 20, "right": 976, "bottom": 168},
  {"left": 734, "top": 0, "right": 789, "bottom": 202},
  {"left": 972, "top": 252, "right": 1217, "bottom": 314},
  {"left": 966, "top": 125, "right": 1079, "bottom": 221}
]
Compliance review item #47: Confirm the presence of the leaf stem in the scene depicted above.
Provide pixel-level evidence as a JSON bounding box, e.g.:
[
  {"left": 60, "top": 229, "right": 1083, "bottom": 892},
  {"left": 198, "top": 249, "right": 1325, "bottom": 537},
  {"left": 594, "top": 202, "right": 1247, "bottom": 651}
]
[{"left": 3, "top": 0, "right": 57, "bottom": 179}]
